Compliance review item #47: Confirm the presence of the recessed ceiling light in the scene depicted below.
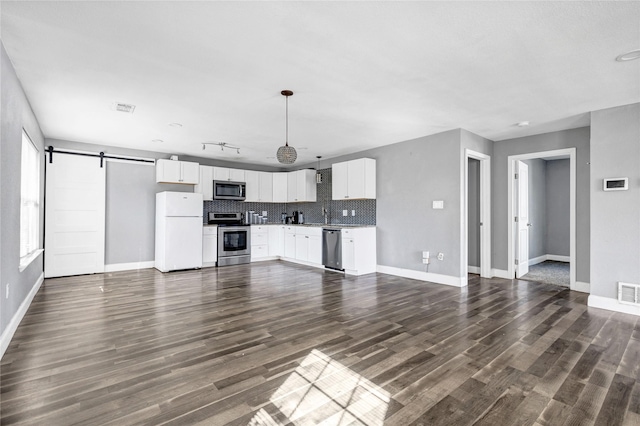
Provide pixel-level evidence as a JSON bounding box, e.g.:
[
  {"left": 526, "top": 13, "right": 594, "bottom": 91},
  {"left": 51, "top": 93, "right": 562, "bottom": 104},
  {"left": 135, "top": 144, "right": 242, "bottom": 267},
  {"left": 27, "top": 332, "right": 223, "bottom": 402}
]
[
  {"left": 517, "top": 121, "right": 530, "bottom": 127},
  {"left": 169, "top": 122, "right": 183, "bottom": 128},
  {"left": 616, "top": 49, "right": 640, "bottom": 62},
  {"left": 151, "top": 139, "right": 163, "bottom": 143}
]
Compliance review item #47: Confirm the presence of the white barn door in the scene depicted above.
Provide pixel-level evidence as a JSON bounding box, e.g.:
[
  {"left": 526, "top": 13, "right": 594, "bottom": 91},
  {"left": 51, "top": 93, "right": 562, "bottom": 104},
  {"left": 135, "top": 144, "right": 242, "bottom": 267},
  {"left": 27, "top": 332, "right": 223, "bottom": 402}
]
[
  {"left": 45, "top": 154, "right": 106, "bottom": 278},
  {"left": 515, "top": 160, "right": 529, "bottom": 278}
]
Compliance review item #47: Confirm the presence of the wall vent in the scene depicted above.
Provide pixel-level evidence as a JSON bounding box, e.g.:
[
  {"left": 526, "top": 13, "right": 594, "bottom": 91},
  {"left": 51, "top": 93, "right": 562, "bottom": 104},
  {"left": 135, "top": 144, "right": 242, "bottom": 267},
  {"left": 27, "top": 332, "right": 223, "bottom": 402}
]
[
  {"left": 111, "top": 102, "right": 136, "bottom": 114},
  {"left": 618, "top": 282, "right": 640, "bottom": 305}
]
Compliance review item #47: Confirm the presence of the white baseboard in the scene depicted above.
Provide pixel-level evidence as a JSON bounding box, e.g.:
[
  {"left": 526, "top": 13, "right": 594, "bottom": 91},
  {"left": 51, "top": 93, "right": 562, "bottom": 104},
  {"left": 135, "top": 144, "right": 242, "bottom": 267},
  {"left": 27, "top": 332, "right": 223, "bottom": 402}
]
[
  {"left": 1, "top": 273, "right": 44, "bottom": 360},
  {"left": 377, "top": 265, "right": 466, "bottom": 287},
  {"left": 528, "top": 254, "right": 570, "bottom": 267},
  {"left": 547, "top": 254, "right": 570, "bottom": 262},
  {"left": 573, "top": 281, "right": 590, "bottom": 293},
  {"left": 528, "top": 255, "right": 547, "bottom": 267},
  {"left": 588, "top": 294, "right": 640, "bottom": 316},
  {"left": 468, "top": 266, "right": 481, "bottom": 274},
  {"left": 491, "top": 268, "right": 512, "bottom": 279},
  {"left": 104, "top": 261, "right": 155, "bottom": 273}
]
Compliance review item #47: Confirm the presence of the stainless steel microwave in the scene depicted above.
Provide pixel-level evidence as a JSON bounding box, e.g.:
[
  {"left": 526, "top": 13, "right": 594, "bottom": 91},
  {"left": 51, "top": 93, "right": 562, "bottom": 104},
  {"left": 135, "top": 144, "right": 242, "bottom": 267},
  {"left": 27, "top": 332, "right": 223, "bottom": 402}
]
[{"left": 213, "top": 180, "right": 246, "bottom": 201}]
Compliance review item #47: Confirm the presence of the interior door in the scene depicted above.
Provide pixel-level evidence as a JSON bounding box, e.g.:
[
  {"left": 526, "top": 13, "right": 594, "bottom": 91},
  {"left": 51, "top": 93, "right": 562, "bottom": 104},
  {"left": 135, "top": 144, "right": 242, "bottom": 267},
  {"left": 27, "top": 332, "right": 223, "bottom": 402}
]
[
  {"left": 515, "top": 160, "right": 529, "bottom": 278},
  {"left": 45, "top": 154, "right": 106, "bottom": 278}
]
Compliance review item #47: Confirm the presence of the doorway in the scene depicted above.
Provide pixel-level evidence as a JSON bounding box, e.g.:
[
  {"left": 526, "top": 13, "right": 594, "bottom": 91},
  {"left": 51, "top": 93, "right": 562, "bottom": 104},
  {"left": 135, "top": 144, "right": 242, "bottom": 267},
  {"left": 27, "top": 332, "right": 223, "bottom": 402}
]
[
  {"left": 507, "top": 148, "right": 576, "bottom": 289},
  {"left": 464, "top": 149, "right": 491, "bottom": 280}
]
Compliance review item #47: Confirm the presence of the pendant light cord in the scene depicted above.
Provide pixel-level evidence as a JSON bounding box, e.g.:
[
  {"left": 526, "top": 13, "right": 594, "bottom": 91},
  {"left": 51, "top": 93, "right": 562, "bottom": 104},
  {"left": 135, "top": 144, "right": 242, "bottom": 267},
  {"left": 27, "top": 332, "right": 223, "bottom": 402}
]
[{"left": 285, "top": 95, "right": 289, "bottom": 147}]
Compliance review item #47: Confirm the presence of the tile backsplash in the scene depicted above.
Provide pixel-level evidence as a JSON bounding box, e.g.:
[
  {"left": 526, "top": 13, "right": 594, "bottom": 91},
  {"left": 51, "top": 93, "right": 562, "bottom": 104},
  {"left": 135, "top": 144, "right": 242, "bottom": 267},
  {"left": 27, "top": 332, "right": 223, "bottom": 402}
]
[{"left": 202, "top": 168, "right": 376, "bottom": 225}]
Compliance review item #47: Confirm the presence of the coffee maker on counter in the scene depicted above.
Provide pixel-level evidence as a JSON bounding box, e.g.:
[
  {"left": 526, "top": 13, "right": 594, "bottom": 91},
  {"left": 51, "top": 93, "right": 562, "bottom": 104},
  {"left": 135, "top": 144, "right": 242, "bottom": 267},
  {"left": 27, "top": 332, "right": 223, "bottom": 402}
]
[{"left": 292, "top": 211, "right": 304, "bottom": 224}]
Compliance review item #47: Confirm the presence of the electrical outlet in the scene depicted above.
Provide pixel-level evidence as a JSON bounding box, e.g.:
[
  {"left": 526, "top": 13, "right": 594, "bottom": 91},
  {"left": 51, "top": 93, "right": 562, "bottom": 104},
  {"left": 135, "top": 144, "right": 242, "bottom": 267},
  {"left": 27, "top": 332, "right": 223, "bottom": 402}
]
[
  {"left": 262, "top": 211, "right": 267, "bottom": 216},
  {"left": 437, "top": 253, "right": 444, "bottom": 261},
  {"left": 342, "top": 210, "right": 348, "bottom": 216},
  {"left": 5, "top": 283, "right": 9, "bottom": 299},
  {"left": 422, "top": 258, "right": 430, "bottom": 264},
  {"left": 422, "top": 251, "right": 430, "bottom": 259},
  {"left": 351, "top": 210, "right": 355, "bottom": 216}
]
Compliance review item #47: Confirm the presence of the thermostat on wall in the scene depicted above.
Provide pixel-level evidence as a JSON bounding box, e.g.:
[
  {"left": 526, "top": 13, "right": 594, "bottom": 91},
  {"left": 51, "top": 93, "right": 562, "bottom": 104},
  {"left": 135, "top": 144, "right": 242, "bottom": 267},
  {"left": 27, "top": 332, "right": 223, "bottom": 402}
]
[{"left": 603, "top": 177, "right": 628, "bottom": 191}]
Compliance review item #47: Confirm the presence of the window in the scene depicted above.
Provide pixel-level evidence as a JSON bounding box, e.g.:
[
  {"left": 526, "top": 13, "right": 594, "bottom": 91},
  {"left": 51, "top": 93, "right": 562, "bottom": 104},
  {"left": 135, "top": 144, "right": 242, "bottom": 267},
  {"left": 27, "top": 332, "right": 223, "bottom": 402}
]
[{"left": 20, "top": 130, "right": 40, "bottom": 265}]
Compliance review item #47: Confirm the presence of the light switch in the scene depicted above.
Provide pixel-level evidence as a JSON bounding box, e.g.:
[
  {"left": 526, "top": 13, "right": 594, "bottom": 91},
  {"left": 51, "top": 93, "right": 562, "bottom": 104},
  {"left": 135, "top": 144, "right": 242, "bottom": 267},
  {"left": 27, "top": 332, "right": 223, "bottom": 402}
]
[
  {"left": 343, "top": 210, "right": 348, "bottom": 216},
  {"left": 433, "top": 200, "right": 444, "bottom": 209},
  {"left": 351, "top": 210, "right": 355, "bottom": 216}
]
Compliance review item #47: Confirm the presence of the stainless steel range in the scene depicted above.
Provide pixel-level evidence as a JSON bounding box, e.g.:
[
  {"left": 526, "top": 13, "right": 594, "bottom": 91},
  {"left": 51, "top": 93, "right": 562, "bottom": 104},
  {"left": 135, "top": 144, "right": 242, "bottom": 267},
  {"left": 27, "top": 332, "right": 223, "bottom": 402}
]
[{"left": 207, "top": 212, "right": 251, "bottom": 267}]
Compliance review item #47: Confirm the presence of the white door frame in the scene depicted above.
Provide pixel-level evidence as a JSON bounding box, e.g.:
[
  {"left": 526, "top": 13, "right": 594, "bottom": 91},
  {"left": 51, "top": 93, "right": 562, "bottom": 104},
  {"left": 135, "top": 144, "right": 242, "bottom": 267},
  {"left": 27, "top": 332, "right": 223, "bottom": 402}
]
[
  {"left": 463, "top": 149, "right": 491, "bottom": 280},
  {"left": 507, "top": 148, "right": 576, "bottom": 289},
  {"left": 515, "top": 160, "right": 530, "bottom": 278}
]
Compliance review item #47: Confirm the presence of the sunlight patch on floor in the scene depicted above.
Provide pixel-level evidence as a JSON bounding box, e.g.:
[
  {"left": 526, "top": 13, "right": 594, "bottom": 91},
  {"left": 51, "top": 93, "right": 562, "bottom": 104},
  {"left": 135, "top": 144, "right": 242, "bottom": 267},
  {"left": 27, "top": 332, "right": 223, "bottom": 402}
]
[{"left": 249, "top": 349, "right": 390, "bottom": 425}]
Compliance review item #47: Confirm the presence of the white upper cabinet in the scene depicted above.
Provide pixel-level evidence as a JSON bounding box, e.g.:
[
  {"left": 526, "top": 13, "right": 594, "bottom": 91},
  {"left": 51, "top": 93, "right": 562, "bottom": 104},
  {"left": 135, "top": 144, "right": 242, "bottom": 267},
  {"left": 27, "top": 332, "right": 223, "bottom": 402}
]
[
  {"left": 272, "top": 172, "right": 288, "bottom": 203},
  {"left": 156, "top": 159, "right": 199, "bottom": 184},
  {"left": 245, "top": 171, "right": 273, "bottom": 202},
  {"left": 287, "top": 169, "right": 317, "bottom": 202},
  {"left": 332, "top": 158, "right": 376, "bottom": 200},
  {"left": 194, "top": 165, "right": 214, "bottom": 200},
  {"left": 213, "top": 167, "right": 245, "bottom": 182},
  {"left": 259, "top": 172, "right": 273, "bottom": 202}
]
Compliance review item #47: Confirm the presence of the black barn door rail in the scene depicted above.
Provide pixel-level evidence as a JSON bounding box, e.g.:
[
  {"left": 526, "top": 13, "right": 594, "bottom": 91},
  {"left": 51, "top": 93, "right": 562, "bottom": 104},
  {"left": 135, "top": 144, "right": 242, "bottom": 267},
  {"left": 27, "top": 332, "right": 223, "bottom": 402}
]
[{"left": 46, "top": 146, "right": 155, "bottom": 168}]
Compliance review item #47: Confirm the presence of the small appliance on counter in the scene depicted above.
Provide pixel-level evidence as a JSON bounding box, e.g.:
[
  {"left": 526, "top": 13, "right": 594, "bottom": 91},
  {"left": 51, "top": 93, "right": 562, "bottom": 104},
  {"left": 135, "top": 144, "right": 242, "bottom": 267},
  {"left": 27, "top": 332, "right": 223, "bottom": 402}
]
[
  {"left": 207, "top": 212, "right": 251, "bottom": 266},
  {"left": 292, "top": 211, "right": 304, "bottom": 224}
]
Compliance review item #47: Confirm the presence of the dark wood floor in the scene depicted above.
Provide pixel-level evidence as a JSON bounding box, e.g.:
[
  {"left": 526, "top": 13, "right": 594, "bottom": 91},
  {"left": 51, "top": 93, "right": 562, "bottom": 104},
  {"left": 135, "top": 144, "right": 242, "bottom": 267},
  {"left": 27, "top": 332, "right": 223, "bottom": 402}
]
[{"left": 1, "top": 261, "right": 639, "bottom": 425}]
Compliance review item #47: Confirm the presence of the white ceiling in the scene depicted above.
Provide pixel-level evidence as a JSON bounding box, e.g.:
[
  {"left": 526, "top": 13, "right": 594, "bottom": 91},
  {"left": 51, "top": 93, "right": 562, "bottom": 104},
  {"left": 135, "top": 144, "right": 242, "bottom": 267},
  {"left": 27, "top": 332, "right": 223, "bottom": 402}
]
[{"left": 2, "top": 1, "right": 639, "bottom": 167}]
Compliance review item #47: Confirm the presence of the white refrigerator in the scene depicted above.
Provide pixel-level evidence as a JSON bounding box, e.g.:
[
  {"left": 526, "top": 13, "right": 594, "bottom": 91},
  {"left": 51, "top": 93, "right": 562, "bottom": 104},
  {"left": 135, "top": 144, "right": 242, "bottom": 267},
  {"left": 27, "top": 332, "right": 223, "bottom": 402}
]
[{"left": 155, "top": 191, "right": 203, "bottom": 272}]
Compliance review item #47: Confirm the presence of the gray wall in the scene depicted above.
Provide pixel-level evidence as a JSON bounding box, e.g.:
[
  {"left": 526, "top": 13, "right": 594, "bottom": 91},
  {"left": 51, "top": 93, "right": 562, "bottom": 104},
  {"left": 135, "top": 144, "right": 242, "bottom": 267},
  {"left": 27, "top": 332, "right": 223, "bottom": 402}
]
[
  {"left": 316, "top": 128, "right": 492, "bottom": 279},
  {"left": 1, "top": 43, "right": 46, "bottom": 341},
  {"left": 546, "top": 159, "right": 570, "bottom": 257},
  {"left": 492, "top": 127, "right": 590, "bottom": 283},
  {"left": 590, "top": 103, "right": 640, "bottom": 300},
  {"left": 468, "top": 159, "right": 480, "bottom": 267},
  {"left": 523, "top": 159, "right": 547, "bottom": 260}
]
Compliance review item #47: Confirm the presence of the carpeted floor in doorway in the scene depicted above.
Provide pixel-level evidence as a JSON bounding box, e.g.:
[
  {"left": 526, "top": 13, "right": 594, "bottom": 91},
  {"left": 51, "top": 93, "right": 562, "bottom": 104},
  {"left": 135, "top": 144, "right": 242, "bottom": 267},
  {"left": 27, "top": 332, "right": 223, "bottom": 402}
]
[{"left": 522, "top": 260, "right": 570, "bottom": 287}]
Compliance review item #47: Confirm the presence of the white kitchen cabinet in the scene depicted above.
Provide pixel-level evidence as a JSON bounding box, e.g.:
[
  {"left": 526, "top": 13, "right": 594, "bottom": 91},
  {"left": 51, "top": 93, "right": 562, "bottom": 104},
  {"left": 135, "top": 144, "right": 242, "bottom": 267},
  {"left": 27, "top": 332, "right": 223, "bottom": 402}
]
[
  {"left": 287, "top": 169, "right": 317, "bottom": 202},
  {"left": 284, "top": 226, "right": 296, "bottom": 258},
  {"left": 332, "top": 158, "right": 376, "bottom": 200},
  {"left": 295, "top": 234, "right": 308, "bottom": 261},
  {"left": 268, "top": 225, "right": 284, "bottom": 257},
  {"left": 272, "top": 172, "right": 288, "bottom": 203},
  {"left": 156, "top": 159, "right": 199, "bottom": 184},
  {"left": 341, "top": 227, "right": 377, "bottom": 275},
  {"left": 213, "top": 166, "right": 245, "bottom": 182},
  {"left": 244, "top": 170, "right": 260, "bottom": 202},
  {"left": 251, "top": 225, "right": 270, "bottom": 261},
  {"left": 194, "top": 165, "right": 214, "bottom": 200},
  {"left": 308, "top": 234, "right": 322, "bottom": 265},
  {"left": 292, "top": 226, "right": 322, "bottom": 264},
  {"left": 245, "top": 171, "right": 273, "bottom": 202},
  {"left": 202, "top": 226, "right": 218, "bottom": 267}
]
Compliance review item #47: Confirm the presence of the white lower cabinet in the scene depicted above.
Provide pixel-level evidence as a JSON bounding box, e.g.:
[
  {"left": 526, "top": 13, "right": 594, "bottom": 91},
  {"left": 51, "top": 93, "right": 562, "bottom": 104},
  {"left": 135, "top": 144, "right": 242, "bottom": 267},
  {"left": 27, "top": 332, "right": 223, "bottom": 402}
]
[
  {"left": 268, "top": 226, "right": 284, "bottom": 257},
  {"left": 247, "top": 224, "right": 375, "bottom": 275},
  {"left": 341, "top": 227, "right": 377, "bottom": 275},
  {"left": 288, "top": 226, "right": 322, "bottom": 264},
  {"left": 251, "top": 225, "right": 270, "bottom": 261},
  {"left": 284, "top": 226, "right": 296, "bottom": 259},
  {"left": 202, "top": 226, "right": 218, "bottom": 267}
]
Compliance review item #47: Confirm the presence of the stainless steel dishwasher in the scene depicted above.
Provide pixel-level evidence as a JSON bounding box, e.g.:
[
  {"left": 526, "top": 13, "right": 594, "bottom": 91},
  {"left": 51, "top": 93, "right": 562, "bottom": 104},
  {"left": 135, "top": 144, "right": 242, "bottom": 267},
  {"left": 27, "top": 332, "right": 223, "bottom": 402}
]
[{"left": 322, "top": 228, "right": 343, "bottom": 270}]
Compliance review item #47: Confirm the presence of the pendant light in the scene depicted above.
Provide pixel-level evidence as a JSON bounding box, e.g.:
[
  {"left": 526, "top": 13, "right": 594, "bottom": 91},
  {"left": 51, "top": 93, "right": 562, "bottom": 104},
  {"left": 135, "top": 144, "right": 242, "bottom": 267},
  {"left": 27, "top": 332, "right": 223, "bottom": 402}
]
[
  {"left": 316, "top": 156, "right": 322, "bottom": 183},
  {"left": 276, "top": 90, "right": 297, "bottom": 164}
]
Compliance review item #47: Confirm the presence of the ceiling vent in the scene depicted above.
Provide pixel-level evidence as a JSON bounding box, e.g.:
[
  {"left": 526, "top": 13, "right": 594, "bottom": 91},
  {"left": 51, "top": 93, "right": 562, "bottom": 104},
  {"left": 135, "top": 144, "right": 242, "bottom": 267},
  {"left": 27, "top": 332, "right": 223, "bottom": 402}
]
[
  {"left": 618, "top": 282, "right": 640, "bottom": 305},
  {"left": 111, "top": 102, "right": 136, "bottom": 114}
]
